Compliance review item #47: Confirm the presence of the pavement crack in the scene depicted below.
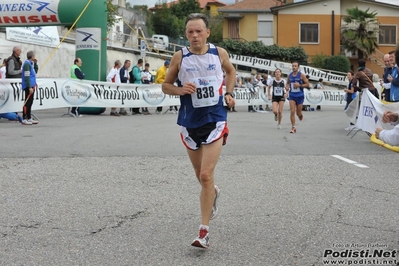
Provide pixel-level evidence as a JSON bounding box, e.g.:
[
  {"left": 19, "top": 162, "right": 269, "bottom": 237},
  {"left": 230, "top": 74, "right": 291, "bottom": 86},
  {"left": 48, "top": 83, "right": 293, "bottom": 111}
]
[
  {"left": 90, "top": 210, "right": 146, "bottom": 235},
  {"left": 354, "top": 185, "right": 397, "bottom": 196},
  {"left": 336, "top": 221, "right": 397, "bottom": 233}
]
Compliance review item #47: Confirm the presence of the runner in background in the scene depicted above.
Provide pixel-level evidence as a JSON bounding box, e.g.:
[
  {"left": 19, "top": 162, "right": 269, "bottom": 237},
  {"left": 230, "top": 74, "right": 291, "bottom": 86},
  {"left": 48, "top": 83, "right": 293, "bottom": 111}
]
[{"left": 286, "top": 61, "right": 309, "bottom": 133}]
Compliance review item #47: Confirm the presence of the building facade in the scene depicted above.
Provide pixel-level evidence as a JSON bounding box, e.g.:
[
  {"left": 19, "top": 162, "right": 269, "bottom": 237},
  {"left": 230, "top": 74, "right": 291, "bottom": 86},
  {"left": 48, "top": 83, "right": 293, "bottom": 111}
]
[{"left": 271, "top": 0, "right": 399, "bottom": 73}]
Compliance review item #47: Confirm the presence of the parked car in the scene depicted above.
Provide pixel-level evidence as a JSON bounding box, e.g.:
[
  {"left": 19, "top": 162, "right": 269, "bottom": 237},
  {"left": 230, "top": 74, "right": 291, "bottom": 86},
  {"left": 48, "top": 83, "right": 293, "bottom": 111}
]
[{"left": 152, "top": 34, "right": 169, "bottom": 51}]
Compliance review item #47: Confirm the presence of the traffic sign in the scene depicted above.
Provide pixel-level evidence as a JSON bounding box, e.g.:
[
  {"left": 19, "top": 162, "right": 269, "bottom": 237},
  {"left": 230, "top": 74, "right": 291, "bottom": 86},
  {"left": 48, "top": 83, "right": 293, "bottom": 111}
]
[
  {"left": 141, "top": 40, "right": 146, "bottom": 51},
  {"left": 141, "top": 40, "right": 146, "bottom": 58}
]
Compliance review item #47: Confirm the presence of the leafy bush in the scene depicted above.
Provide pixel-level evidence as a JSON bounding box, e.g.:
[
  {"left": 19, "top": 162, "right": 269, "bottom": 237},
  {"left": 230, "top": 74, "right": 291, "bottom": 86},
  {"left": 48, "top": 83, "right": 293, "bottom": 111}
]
[
  {"left": 323, "top": 55, "right": 351, "bottom": 73},
  {"left": 311, "top": 53, "right": 329, "bottom": 69},
  {"left": 218, "top": 39, "right": 308, "bottom": 64}
]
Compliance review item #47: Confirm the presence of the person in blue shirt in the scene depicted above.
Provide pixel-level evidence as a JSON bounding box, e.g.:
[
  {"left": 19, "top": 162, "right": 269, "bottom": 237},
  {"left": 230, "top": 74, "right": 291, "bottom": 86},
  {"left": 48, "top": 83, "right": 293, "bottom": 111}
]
[
  {"left": 21, "top": 50, "right": 38, "bottom": 125},
  {"left": 286, "top": 61, "right": 309, "bottom": 133}
]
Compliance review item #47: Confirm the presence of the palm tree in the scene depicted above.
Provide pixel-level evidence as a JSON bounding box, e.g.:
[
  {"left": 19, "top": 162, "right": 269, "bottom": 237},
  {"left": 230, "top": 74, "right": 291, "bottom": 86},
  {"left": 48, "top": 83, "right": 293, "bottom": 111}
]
[{"left": 341, "top": 7, "right": 379, "bottom": 60}]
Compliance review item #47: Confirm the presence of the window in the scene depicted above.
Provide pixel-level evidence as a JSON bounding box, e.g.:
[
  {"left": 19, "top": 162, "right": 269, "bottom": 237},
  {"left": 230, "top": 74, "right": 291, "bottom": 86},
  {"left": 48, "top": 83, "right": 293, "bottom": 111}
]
[
  {"left": 300, "top": 23, "right": 319, "bottom": 43},
  {"left": 258, "top": 21, "right": 273, "bottom": 37},
  {"left": 228, "top": 19, "right": 240, "bottom": 40},
  {"left": 379, "top": 25, "right": 396, "bottom": 45}
]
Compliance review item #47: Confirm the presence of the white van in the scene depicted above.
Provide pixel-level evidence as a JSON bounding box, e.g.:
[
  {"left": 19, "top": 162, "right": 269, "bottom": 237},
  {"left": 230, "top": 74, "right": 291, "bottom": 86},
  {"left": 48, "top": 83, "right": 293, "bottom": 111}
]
[{"left": 152, "top": 34, "right": 169, "bottom": 51}]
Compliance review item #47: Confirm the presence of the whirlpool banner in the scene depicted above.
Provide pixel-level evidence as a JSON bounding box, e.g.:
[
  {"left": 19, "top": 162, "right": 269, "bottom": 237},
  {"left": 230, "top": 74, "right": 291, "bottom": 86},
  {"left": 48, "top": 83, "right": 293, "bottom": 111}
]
[{"left": 0, "top": 79, "right": 346, "bottom": 113}]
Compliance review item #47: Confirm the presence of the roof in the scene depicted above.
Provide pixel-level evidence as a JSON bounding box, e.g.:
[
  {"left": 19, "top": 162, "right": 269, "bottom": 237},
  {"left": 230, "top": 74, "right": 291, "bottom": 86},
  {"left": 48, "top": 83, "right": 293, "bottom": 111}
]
[
  {"left": 270, "top": 0, "right": 399, "bottom": 14},
  {"left": 218, "top": 0, "right": 283, "bottom": 12},
  {"left": 150, "top": 0, "right": 227, "bottom": 11}
]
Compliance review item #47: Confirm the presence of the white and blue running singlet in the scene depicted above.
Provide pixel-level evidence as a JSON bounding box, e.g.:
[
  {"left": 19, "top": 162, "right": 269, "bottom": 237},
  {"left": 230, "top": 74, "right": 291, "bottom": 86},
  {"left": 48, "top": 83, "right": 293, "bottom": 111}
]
[
  {"left": 177, "top": 43, "right": 226, "bottom": 128},
  {"left": 288, "top": 71, "right": 304, "bottom": 98}
]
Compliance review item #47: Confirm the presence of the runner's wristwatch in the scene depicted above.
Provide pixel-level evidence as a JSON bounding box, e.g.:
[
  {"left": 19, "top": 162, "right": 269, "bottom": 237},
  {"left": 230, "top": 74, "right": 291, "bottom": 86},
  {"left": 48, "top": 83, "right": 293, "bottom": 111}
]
[{"left": 224, "top": 92, "right": 235, "bottom": 98}]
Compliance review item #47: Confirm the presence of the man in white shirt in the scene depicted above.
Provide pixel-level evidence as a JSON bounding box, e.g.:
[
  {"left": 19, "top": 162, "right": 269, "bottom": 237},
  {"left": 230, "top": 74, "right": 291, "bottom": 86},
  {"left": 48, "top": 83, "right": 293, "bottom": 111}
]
[
  {"left": 141, "top": 63, "right": 153, "bottom": 114},
  {"left": 106, "top": 60, "right": 122, "bottom": 116}
]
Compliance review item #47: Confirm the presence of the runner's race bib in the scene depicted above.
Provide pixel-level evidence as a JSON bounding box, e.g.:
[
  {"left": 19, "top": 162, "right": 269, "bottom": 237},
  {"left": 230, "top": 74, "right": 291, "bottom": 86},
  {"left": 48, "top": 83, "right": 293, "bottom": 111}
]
[
  {"left": 190, "top": 76, "right": 220, "bottom": 108},
  {"left": 274, "top": 86, "right": 284, "bottom": 96}
]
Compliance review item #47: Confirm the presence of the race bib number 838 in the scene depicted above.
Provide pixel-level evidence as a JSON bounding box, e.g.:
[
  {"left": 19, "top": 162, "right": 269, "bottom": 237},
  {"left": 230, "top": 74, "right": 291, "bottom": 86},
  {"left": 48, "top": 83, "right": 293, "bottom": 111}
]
[{"left": 190, "top": 76, "right": 220, "bottom": 108}]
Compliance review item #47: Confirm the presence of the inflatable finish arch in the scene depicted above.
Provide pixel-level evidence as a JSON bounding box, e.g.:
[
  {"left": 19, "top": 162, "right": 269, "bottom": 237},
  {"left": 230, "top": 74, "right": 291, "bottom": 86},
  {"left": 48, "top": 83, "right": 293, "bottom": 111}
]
[{"left": 0, "top": 0, "right": 107, "bottom": 81}]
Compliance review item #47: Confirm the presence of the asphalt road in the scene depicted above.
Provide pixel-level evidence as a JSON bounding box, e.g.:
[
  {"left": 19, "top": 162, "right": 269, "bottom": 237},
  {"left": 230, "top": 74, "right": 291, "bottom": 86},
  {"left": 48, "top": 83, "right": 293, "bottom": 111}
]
[{"left": 0, "top": 106, "right": 398, "bottom": 266}]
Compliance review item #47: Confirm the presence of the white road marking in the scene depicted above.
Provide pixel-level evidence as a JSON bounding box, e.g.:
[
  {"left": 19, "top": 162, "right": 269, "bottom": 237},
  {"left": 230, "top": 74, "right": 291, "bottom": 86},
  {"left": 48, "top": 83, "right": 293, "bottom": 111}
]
[{"left": 331, "top": 155, "right": 369, "bottom": 168}]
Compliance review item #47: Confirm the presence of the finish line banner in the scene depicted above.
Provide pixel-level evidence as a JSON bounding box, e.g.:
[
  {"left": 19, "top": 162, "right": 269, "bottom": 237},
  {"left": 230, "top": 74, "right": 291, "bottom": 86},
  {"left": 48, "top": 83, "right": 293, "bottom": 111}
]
[{"left": 0, "top": 79, "right": 346, "bottom": 113}]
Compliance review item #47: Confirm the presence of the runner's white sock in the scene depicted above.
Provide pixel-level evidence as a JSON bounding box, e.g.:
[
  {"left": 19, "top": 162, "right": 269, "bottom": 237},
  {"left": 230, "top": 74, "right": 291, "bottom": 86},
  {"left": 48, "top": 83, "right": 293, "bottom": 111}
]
[{"left": 200, "top": 224, "right": 209, "bottom": 230}]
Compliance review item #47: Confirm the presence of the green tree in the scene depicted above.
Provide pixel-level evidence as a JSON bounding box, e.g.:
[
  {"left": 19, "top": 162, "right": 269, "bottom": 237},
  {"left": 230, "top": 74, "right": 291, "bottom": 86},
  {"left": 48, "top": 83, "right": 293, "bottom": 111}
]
[
  {"left": 170, "top": 0, "right": 201, "bottom": 19},
  {"left": 208, "top": 14, "right": 223, "bottom": 44},
  {"left": 341, "top": 7, "right": 379, "bottom": 60},
  {"left": 106, "top": 0, "right": 121, "bottom": 29},
  {"left": 151, "top": 2, "right": 180, "bottom": 38}
]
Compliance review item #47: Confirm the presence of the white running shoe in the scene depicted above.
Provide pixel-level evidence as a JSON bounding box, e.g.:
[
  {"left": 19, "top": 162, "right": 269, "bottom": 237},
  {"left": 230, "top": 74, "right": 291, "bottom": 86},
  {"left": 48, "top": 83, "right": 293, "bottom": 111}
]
[
  {"left": 28, "top": 119, "right": 38, "bottom": 124},
  {"left": 278, "top": 124, "right": 281, "bottom": 129},
  {"left": 210, "top": 185, "right": 220, "bottom": 220},
  {"left": 191, "top": 226, "right": 210, "bottom": 248},
  {"left": 21, "top": 119, "right": 32, "bottom": 125}
]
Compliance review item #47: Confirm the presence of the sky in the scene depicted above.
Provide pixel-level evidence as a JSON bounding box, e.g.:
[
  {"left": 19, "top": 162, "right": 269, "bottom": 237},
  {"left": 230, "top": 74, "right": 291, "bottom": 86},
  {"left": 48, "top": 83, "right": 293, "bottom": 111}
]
[{"left": 127, "top": 0, "right": 398, "bottom": 9}]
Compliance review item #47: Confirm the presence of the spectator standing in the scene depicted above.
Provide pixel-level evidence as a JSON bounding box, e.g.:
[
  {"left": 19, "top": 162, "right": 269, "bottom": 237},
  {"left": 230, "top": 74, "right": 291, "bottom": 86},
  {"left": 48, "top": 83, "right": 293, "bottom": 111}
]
[
  {"left": 265, "top": 71, "right": 273, "bottom": 111},
  {"left": 118, "top": 59, "right": 131, "bottom": 115},
  {"left": 6, "top": 46, "right": 22, "bottom": 78},
  {"left": 255, "top": 74, "right": 265, "bottom": 111},
  {"left": 388, "top": 50, "right": 399, "bottom": 102},
  {"left": 352, "top": 59, "right": 379, "bottom": 99},
  {"left": 21, "top": 51, "right": 38, "bottom": 125},
  {"left": 129, "top": 58, "right": 143, "bottom": 115},
  {"left": 380, "top": 53, "right": 393, "bottom": 102},
  {"left": 70, "top": 58, "right": 85, "bottom": 117},
  {"left": 302, "top": 74, "right": 311, "bottom": 111},
  {"left": 155, "top": 60, "right": 170, "bottom": 114},
  {"left": 315, "top": 78, "right": 324, "bottom": 111},
  {"left": 141, "top": 62, "right": 153, "bottom": 115},
  {"left": 106, "top": 60, "right": 122, "bottom": 116},
  {"left": 245, "top": 76, "right": 257, "bottom": 112},
  {"left": 162, "top": 13, "right": 236, "bottom": 249},
  {"left": 344, "top": 71, "right": 357, "bottom": 131}
]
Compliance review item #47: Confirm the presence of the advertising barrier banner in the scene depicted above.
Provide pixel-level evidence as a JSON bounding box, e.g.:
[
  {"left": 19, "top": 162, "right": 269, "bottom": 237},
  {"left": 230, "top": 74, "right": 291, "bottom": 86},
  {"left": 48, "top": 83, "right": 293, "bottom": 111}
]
[
  {"left": 229, "top": 54, "right": 349, "bottom": 86},
  {"left": 0, "top": 78, "right": 347, "bottom": 113},
  {"left": 354, "top": 89, "right": 399, "bottom": 132},
  {"left": 6, "top": 26, "right": 60, "bottom": 47}
]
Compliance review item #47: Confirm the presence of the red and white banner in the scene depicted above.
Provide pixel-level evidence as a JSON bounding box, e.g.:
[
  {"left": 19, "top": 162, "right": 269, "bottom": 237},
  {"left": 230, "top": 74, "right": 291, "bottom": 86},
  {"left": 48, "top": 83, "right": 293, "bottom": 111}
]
[{"left": 0, "top": 78, "right": 348, "bottom": 113}]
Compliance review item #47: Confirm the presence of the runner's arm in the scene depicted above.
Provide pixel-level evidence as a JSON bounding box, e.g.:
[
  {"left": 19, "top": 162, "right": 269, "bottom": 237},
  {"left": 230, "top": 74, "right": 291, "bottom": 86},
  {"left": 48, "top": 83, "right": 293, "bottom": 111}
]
[
  {"left": 218, "top": 47, "right": 236, "bottom": 108},
  {"left": 218, "top": 47, "right": 235, "bottom": 95}
]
